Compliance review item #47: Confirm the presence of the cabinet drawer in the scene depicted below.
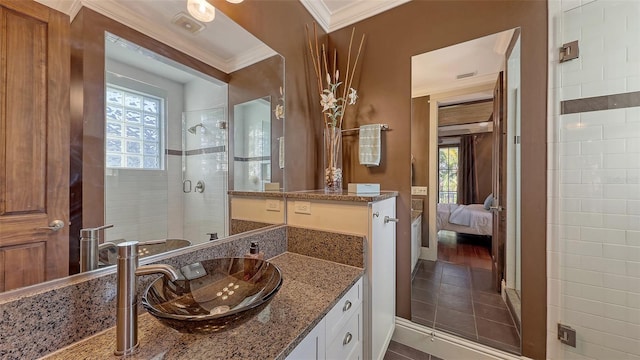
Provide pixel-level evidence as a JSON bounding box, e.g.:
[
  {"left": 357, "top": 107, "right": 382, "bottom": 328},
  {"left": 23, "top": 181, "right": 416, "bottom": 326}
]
[
  {"left": 325, "top": 278, "right": 362, "bottom": 340},
  {"left": 326, "top": 305, "right": 361, "bottom": 360}
]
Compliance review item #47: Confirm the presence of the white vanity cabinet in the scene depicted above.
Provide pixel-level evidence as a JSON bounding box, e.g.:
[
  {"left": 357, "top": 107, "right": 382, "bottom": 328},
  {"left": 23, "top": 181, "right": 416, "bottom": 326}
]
[
  {"left": 286, "top": 278, "right": 363, "bottom": 360},
  {"left": 286, "top": 318, "right": 326, "bottom": 360},
  {"left": 286, "top": 194, "right": 397, "bottom": 360}
]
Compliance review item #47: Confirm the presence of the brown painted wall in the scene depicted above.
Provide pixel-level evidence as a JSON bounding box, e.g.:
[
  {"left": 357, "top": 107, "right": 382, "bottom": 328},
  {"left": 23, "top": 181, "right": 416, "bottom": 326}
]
[
  {"left": 411, "top": 96, "right": 430, "bottom": 247},
  {"left": 328, "top": 2, "right": 548, "bottom": 358},
  {"left": 411, "top": 96, "right": 430, "bottom": 187},
  {"left": 228, "top": 55, "right": 285, "bottom": 188},
  {"left": 475, "top": 133, "right": 493, "bottom": 201}
]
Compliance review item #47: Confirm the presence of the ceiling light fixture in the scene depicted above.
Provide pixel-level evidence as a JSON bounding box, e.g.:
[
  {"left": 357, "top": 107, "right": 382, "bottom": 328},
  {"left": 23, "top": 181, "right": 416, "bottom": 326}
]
[
  {"left": 187, "top": 0, "right": 215, "bottom": 23},
  {"left": 226, "top": 0, "right": 244, "bottom": 3}
]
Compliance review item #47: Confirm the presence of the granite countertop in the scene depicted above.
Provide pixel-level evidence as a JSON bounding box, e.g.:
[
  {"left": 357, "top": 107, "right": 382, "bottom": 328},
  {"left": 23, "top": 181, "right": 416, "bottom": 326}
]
[
  {"left": 43, "top": 252, "right": 363, "bottom": 360},
  {"left": 227, "top": 190, "right": 284, "bottom": 198},
  {"left": 284, "top": 190, "right": 398, "bottom": 202}
]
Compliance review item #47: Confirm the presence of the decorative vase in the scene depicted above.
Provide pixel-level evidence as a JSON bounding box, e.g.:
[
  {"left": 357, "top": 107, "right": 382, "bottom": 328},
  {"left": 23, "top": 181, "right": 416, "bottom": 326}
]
[{"left": 324, "top": 126, "right": 343, "bottom": 192}]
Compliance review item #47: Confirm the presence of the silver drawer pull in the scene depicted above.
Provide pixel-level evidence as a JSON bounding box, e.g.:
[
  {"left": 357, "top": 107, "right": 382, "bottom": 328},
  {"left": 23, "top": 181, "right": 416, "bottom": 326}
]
[
  {"left": 343, "top": 332, "right": 353, "bottom": 346},
  {"left": 343, "top": 300, "right": 352, "bottom": 312}
]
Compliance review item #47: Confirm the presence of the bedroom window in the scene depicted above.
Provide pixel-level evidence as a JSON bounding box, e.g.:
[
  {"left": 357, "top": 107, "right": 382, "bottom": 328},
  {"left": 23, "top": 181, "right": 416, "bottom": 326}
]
[{"left": 438, "top": 146, "right": 458, "bottom": 203}]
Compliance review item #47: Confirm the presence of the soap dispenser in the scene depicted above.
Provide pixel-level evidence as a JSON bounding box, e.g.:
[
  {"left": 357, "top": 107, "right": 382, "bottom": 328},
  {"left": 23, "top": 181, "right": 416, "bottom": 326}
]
[{"left": 243, "top": 242, "right": 264, "bottom": 282}]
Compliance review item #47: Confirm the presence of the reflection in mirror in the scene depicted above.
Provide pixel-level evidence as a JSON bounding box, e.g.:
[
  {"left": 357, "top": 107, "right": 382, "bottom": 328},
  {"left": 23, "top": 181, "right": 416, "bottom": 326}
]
[
  {"left": 102, "top": 33, "right": 229, "bottom": 267},
  {"left": 0, "top": 3, "right": 286, "bottom": 298},
  {"left": 233, "top": 97, "right": 274, "bottom": 191},
  {"left": 410, "top": 28, "right": 521, "bottom": 354}
]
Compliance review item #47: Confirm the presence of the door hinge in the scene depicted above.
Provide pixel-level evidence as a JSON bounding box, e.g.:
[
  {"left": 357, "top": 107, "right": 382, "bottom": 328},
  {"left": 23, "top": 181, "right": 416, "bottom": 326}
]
[
  {"left": 514, "top": 135, "right": 520, "bottom": 144},
  {"left": 560, "top": 40, "right": 579, "bottom": 63}
]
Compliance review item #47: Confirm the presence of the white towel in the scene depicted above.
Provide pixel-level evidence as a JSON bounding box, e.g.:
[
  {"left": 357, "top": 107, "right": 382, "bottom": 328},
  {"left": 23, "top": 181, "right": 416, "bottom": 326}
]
[
  {"left": 278, "top": 137, "right": 284, "bottom": 169},
  {"left": 359, "top": 124, "right": 381, "bottom": 167}
]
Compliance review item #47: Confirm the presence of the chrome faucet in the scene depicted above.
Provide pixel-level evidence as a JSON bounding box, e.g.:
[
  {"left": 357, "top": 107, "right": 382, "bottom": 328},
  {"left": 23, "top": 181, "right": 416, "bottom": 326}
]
[
  {"left": 115, "top": 241, "right": 182, "bottom": 356},
  {"left": 79, "top": 224, "right": 114, "bottom": 272}
]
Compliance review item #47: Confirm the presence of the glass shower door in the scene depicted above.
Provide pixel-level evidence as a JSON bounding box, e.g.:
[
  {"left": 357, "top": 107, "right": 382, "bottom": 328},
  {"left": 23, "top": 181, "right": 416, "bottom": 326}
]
[{"left": 182, "top": 108, "right": 228, "bottom": 245}]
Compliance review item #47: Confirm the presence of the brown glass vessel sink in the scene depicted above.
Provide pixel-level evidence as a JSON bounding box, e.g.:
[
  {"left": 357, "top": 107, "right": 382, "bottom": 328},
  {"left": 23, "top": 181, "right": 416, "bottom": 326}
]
[{"left": 141, "top": 257, "right": 283, "bottom": 333}]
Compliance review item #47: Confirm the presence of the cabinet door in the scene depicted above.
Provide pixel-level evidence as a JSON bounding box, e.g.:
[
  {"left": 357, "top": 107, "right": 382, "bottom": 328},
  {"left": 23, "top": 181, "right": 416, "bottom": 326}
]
[
  {"left": 0, "top": 0, "right": 69, "bottom": 292},
  {"left": 286, "top": 318, "right": 326, "bottom": 360},
  {"left": 368, "top": 198, "right": 396, "bottom": 360}
]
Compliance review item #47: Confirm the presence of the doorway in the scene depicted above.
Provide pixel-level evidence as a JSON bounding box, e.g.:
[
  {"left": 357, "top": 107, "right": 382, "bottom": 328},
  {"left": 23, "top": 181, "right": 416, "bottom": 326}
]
[{"left": 410, "top": 28, "right": 522, "bottom": 354}]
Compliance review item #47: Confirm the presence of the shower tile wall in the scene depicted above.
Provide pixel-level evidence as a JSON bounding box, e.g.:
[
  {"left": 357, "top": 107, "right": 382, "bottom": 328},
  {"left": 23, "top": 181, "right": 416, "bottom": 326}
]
[
  {"left": 548, "top": 1, "right": 640, "bottom": 359},
  {"left": 233, "top": 100, "right": 272, "bottom": 191},
  {"left": 183, "top": 79, "right": 228, "bottom": 244},
  {"left": 105, "top": 59, "right": 184, "bottom": 242}
]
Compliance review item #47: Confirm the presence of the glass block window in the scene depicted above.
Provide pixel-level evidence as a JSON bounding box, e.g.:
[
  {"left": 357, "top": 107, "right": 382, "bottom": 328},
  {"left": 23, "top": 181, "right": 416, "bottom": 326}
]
[{"left": 106, "top": 85, "right": 163, "bottom": 169}]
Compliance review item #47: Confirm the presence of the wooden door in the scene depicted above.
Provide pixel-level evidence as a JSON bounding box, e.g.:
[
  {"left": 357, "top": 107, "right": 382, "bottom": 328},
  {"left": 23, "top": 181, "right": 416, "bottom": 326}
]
[
  {"left": 491, "top": 72, "right": 506, "bottom": 292},
  {"left": 0, "top": 0, "right": 70, "bottom": 292}
]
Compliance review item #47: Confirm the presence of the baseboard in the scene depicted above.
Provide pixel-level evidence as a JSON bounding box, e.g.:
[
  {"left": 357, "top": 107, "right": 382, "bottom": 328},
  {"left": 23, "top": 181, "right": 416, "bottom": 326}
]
[
  {"left": 393, "top": 317, "right": 531, "bottom": 360},
  {"left": 420, "top": 246, "right": 437, "bottom": 261},
  {"left": 505, "top": 288, "right": 522, "bottom": 334},
  {"left": 377, "top": 321, "right": 395, "bottom": 360}
]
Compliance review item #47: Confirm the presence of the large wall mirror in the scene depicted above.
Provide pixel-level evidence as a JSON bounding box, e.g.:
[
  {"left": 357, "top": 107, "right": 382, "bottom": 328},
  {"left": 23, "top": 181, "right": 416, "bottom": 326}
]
[
  {"left": 410, "top": 28, "right": 522, "bottom": 354},
  {"left": 0, "top": 0, "right": 284, "bottom": 295}
]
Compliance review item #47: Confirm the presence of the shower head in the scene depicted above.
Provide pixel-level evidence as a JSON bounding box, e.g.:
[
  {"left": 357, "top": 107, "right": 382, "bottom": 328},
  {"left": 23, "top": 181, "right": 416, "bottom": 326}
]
[{"left": 187, "top": 123, "right": 204, "bottom": 134}]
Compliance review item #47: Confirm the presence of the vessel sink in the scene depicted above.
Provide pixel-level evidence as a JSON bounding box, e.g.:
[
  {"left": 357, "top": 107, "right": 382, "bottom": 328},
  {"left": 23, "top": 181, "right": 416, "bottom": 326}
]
[{"left": 141, "top": 257, "right": 283, "bottom": 333}]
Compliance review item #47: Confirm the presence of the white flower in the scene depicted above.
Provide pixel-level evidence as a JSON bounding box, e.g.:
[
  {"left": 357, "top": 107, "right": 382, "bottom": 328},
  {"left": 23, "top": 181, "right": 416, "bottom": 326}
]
[
  {"left": 274, "top": 104, "right": 284, "bottom": 120},
  {"left": 335, "top": 70, "right": 339, "bottom": 81},
  {"left": 320, "top": 92, "right": 337, "bottom": 112},
  {"left": 326, "top": 73, "right": 332, "bottom": 86},
  {"left": 348, "top": 88, "right": 358, "bottom": 105}
]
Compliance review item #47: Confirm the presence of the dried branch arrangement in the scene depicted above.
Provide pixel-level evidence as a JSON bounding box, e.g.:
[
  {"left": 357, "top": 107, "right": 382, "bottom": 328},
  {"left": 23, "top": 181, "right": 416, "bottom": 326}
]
[{"left": 305, "top": 23, "right": 366, "bottom": 129}]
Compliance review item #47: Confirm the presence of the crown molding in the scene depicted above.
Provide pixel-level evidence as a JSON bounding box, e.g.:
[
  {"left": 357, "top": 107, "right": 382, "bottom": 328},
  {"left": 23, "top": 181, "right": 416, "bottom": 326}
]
[
  {"left": 300, "top": 0, "right": 409, "bottom": 33},
  {"left": 227, "top": 44, "right": 278, "bottom": 73},
  {"left": 299, "top": 0, "right": 331, "bottom": 32},
  {"left": 33, "top": 0, "right": 82, "bottom": 19},
  {"left": 67, "top": 0, "right": 82, "bottom": 20},
  {"left": 327, "top": 0, "right": 410, "bottom": 32},
  {"left": 412, "top": 73, "right": 498, "bottom": 99}
]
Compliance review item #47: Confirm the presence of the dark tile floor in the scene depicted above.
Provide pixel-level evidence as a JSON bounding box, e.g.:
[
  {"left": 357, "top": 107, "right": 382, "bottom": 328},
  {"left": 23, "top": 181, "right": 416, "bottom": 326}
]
[
  {"left": 384, "top": 340, "right": 443, "bottom": 360},
  {"left": 411, "top": 259, "right": 521, "bottom": 354}
]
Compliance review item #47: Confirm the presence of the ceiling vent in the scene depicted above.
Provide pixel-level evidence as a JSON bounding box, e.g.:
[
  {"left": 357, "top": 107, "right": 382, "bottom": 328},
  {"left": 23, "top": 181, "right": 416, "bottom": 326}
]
[
  {"left": 456, "top": 71, "right": 477, "bottom": 80},
  {"left": 172, "top": 12, "right": 206, "bottom": 35}
]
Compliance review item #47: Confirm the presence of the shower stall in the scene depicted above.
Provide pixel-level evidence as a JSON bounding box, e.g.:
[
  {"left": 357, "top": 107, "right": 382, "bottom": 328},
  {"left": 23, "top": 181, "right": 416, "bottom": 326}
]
[
  {"left": 104, "top": 105, "right": 228, "bottom": 247},
  {"left": 182, "top": 107, "right": 228, "bottom": 243},
  {"left": 547, "top": 1, "right": 640, "bottom": 358}
]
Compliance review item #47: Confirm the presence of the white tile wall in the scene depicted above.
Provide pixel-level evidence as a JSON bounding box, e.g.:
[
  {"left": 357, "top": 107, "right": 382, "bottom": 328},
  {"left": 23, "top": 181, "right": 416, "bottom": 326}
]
[
  {"left": 548, "top": 1, "right": 640, "bottom": 358},
  {"left": 183, "top": 80, "right": 229, "bottom": 245},
  {"left": 105, "top": 61, "right": 231, "bottom": 246},
  {"left": 104, "top": 59, "right": 184, "bottom": 242},
  {"left": 105, "top": 169, "right": 169, "bottom": 242}
]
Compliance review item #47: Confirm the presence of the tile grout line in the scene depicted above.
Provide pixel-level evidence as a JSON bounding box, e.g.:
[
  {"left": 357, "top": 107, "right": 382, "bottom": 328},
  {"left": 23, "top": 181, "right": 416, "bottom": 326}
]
[
  {"left": 386, "top": 349, "right": 415, "bottom": 360},
  {"left": 467, "top": 263, "right": 480, "bottom": 341}
]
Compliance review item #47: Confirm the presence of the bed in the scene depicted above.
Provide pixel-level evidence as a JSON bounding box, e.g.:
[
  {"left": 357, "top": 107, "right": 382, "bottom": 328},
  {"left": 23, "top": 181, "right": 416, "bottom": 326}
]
[{"left": 436, "top": 203, "right": 493, "bottom": 236}]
